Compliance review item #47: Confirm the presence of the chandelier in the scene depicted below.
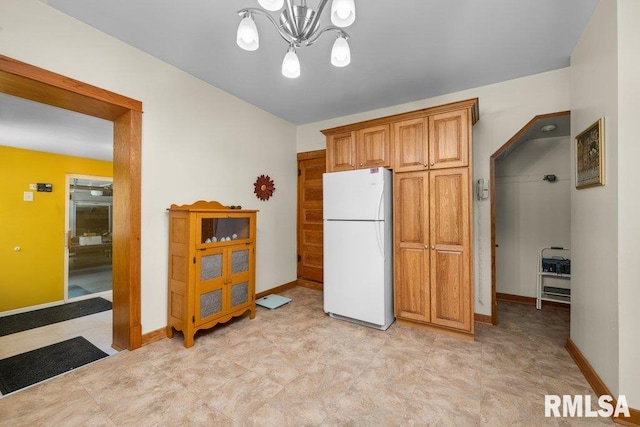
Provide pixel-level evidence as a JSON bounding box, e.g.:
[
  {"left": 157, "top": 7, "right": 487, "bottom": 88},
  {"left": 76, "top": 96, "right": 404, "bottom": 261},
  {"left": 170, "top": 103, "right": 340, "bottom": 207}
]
[{"left": 236, "top": 0, "right": 356, "bottom": 78}]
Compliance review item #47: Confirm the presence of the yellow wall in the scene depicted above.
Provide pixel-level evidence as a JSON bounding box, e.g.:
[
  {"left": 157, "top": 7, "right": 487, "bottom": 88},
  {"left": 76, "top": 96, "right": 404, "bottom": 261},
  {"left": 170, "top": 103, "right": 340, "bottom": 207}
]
[{"left": 0, "top": 146, "right": 112, "bottom": 312}]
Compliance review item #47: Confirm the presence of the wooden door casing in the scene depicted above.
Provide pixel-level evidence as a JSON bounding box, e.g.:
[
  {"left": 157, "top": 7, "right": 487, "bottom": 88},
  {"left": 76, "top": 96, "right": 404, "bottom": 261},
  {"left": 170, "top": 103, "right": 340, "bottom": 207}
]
[
  {"left": 297, "top": 151, "right": 326, "bottom": 286},
  {"left": 429, "top": 168, "right": 471, "bottom": 331}
]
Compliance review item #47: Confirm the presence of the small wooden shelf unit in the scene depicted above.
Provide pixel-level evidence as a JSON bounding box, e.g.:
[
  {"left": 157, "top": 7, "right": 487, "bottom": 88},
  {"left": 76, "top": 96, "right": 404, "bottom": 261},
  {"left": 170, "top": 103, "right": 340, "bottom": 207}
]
[{"left": 167, "top": 201, "right": 257, "bottom": 348}]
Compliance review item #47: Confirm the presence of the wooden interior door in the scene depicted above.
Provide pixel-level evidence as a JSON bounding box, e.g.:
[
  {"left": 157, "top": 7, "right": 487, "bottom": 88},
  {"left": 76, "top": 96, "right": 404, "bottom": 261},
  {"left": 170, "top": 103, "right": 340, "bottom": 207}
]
[
  {"left": 393, "top": 171, "right": 430, "bottom": 322},
  {"left": 297, "top": 150, "right": 326, "bottom": 288},
  {"left": 429, "top": 168, "right": 472, "bottom": 331}
]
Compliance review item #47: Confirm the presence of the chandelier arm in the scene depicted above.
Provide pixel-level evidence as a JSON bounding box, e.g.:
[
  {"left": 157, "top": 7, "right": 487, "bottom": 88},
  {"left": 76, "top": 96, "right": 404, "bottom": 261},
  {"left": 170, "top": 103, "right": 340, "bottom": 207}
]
[
  {"left": 284, "top": 0, "right": 299, "bottom": 36},
  {"left": 306, "top": 0, "right": 330, "bottom": 37},
  {"left": 238, "top": 8, "right": 295, "bottom": 45},
  {"left": 305, "top": 26, "right": 349, "bottom": 47}
]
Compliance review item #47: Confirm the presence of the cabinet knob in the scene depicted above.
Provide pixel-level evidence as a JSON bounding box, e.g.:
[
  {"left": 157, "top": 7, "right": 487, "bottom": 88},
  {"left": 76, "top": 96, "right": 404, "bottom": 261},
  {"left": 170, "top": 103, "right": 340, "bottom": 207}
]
[
  {"left": 423, "top": 163, "right": 428, "bottom": 167},
  {"left": 430, "top": 162, "right": 435, "bottom": 166},
  {"left": 359, "top": 163, "right": 363, "bottom": 167},
  {"left": 431, "top": 245, "right": 435, "bottom": 250},
  {"left": 424, "top": 245, "right": 429, "bottom": 249}
]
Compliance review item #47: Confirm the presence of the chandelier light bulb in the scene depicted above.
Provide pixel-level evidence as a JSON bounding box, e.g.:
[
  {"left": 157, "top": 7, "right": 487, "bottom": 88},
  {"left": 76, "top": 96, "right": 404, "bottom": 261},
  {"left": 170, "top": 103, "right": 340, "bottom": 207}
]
[
  {"left": 237, "top": 15, "right": 259, "bottom": 51},
  {"left": 257, "top": 0, "right": 284, "bottom": 11},
  {"left": 282, "top": 48, "right": 300, "bottom": 78},
  {"left": 331, "top": 0, "right": 356, "bottom": 28},
  {"left": 331, "top": 36, "right": 351, "bottom": 67}
]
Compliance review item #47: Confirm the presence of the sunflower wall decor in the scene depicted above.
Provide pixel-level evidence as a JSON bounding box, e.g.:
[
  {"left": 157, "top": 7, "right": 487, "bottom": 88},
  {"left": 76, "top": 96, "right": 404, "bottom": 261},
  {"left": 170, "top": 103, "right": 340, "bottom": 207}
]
[{"left": 254, "top": 174, "right": 275, "bottom": 201}]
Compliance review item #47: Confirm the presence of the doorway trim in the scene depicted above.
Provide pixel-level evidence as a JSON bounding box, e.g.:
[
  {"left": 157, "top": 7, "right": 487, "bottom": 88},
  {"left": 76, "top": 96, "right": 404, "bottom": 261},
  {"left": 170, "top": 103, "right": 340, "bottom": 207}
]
[
  {"left": 489, "top": 110, "right": 570, "bottom": 325},
  {"left": 0, "top": 55, "right": 143, "bottom": 350}
]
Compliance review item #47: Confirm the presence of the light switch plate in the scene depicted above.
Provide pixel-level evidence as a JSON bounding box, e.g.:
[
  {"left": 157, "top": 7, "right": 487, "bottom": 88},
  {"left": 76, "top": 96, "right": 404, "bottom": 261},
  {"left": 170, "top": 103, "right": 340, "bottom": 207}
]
[
  {"left": 29, "top": 183, "right": 38, "bottom": 190},
  {"left": 23, "top": 191, "right": 34, "bottom": 202}
]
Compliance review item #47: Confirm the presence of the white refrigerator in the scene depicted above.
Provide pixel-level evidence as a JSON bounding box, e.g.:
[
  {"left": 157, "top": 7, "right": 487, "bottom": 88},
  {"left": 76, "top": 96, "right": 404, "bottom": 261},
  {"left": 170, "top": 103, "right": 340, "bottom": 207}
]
[{"left": 323, "top": 167, "right": 394, "bottom": 330}]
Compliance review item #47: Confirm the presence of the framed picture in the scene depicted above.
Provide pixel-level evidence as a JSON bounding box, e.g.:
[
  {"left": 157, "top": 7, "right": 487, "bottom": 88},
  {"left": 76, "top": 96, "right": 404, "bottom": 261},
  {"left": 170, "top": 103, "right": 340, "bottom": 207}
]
[{"left": 575, "top": 118, "right": 604, "bottom": 189}]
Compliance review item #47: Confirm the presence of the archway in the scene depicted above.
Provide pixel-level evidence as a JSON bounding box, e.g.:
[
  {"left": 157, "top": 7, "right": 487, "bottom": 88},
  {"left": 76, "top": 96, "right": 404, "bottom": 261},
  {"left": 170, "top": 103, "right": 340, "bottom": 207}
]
[{"left": 0, "top": 55, "right": 142, "bottom": 350}]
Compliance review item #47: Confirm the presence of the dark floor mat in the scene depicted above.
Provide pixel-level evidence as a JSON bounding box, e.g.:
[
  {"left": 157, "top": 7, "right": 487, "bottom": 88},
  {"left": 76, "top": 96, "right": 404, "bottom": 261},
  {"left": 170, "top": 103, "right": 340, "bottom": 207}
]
[
  {"left": 0, "top": 298, "right": 112, "bottom": 337},
  {"left": 0, "top": 336, "right": 108, "bottom": 394}
]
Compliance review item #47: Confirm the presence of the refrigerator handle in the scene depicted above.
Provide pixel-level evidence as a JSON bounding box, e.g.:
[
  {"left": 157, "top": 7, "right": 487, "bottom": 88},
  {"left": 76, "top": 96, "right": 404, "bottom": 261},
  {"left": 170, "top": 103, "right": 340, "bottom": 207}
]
[
  {"left": 375, "top": 182, "right": 384, "bottom": 221},
  {"left": 375, "top": 220, "right": 385, "bottom": 261}
]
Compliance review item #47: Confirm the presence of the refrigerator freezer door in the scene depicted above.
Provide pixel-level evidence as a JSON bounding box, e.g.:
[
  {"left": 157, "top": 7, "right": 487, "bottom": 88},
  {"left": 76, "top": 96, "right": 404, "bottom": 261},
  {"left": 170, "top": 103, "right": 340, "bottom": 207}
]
[
  {"left": 323, "top": 168, "right": 390, "bottom": 221},
  {"left": 324, "top": 220, "right": 387, "bottom": 326}
]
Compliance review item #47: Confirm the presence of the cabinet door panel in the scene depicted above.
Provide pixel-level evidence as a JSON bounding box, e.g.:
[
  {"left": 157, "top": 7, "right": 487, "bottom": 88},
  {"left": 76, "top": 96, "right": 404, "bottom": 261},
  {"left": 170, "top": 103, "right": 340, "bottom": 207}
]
[
  {"left": 429, "top": 168, "right": 471, "bottom": 331},
  {"left": 357, "top": 125, "right": 390, "bottom": 168},
  {"left": 228, "top": 246, "right": 254, "bottom": 310},
  {"left": 394, "top": 246, "right": 430, "bottom": 322},
  {"left": 430, "top": 249, "right": 470, "bottom": 330},
  {"left": 428, "top": 109, "right": 469, "bottom": 169},
  {"left": 394, "top": 172, "right": 429, "bottom": 244},
  {"left": 196, "top": 248, "right": 226, "bottom": 325},
  {"left": 327, "top": 132, "right": 355, "bottom": 172},
  {"left": 430, "top": 169, "right": 468, "bottom": 247},
  {"left": 393, "top": 118, "right": 428, "bottom": 172}
]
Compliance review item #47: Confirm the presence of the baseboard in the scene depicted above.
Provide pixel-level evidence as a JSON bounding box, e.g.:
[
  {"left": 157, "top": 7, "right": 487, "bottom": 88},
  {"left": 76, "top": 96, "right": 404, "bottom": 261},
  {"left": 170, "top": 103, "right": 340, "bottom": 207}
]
[
  {"left": 0, "top": 300, "right": 65, "bottom": 317},
  {"left": 474, "top": 313, "right": 492, "bottom": 324},
  {"left": 141, "top": 327, "right": 168, "bottom": 346},
  {"left": 496, "top": 292, "right": 536, "bottom": 305},
  {"left": 255, "top": 280, "right": 299, "bottom": 299},
  {"left": 296, "top": 279, "right": 323, "bottom": 291},
  {"left": 497, "top": 292, "right": 569, "bottom": 310},
  {"left": 566, "top": 338, "right": 639, "bottom": 425}
]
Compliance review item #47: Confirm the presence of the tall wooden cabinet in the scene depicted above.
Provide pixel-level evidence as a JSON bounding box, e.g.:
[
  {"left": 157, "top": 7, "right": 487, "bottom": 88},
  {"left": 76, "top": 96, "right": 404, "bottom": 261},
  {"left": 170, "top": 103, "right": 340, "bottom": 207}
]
[
  {"left": 323, "top": 98, "right": 478, "bottom": 337},
  {"left": 167, "top": 201, "right": 257, "bottom": 348}
]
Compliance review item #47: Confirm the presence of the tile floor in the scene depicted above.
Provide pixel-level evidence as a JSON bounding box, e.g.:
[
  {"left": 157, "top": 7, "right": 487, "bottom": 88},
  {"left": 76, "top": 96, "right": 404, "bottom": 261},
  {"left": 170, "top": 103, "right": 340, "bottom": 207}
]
[
  {"left": 0, "top": 287, "right": 611, "bottom": 426},
  {"left": 68, "top": 266, "right": 113, "bottom": 298}
]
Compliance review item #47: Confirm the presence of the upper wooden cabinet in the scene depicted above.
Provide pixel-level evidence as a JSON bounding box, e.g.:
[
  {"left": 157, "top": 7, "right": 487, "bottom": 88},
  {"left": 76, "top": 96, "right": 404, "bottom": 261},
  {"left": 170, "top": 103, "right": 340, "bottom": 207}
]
[
  {"left": 326, "top": 126, "right": 391, "bottom": 172},
  {"left": 326, "top": 131, "right": 356, "bottom": 172},
  {"left": 322, "top": 98, "right": 477, "bottom": 173},
  {"left": 356, "top": 124, "right": 390, "bottom": 169},
  {"left": 429, "top": 109, "right": 469, "bottom": 169},
  {"left": 393, "top": 118, "right": 428, "bottom": 173}
]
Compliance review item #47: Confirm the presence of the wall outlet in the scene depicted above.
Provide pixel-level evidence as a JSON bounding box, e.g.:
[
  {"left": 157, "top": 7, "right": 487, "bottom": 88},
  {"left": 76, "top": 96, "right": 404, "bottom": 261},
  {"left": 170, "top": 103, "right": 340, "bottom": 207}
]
[{"left": 23, "top": 191, "right": 34, "bottom": 202}]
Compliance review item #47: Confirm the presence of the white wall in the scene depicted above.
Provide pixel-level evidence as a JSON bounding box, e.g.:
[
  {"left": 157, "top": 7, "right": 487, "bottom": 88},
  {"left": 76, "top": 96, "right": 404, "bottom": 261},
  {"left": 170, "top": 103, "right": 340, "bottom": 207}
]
[
  {"left": 297, "top": 68, "right": 572, "bottom": 316},
  {"left": 0, "top": 0, "right": 298, "bottom": 334},
  {"left": 495, "top": 137, "right": 571, "bottom": 298},
  {"left": 616, "top": 0, "right": 640, "bottom": 409},
  {"left": 570, "top": 0, "right": 620, "bottom": 399}
]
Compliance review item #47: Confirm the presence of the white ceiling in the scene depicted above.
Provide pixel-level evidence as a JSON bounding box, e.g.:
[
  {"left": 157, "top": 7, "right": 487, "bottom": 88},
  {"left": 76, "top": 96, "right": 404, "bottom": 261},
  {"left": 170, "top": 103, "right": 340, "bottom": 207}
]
[
  {"left": 1, "top": 0, "right": 598, "bottom": 158},
  {"left": 0, "top": 92, "right": 113, "bottom": 161}
]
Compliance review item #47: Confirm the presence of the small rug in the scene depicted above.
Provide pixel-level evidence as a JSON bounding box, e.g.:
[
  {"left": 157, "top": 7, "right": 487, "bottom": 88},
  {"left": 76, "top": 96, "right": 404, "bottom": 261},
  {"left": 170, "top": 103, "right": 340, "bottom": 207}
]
[
  {"left": 0, "top": 336, "right": 108, "bottom": 394},
  {"left": 0, "top": 298, "right": 112, "bottom": 337}
]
